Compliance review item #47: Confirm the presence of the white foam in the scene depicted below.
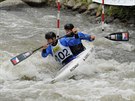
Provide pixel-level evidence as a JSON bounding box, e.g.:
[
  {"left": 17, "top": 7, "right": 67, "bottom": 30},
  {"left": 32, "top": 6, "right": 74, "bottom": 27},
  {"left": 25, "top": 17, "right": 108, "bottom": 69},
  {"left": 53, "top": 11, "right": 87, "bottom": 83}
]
[{"left": 116, "top": 42, "right": 135, "bottom": 51}]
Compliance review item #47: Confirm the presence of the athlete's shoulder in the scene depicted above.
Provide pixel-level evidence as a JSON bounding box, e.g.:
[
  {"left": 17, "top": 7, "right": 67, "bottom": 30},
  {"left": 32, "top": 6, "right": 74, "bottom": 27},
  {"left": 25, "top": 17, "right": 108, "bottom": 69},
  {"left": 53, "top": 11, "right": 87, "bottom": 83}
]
[
  {"left": 78, "top": 31, "right": 86, "bottom": 34},
  {"left": 59, "top": 38, "right": 68, "bottom": 46},
  {"left": 59, "top": 37, "right": 66, "bottom": 41}
]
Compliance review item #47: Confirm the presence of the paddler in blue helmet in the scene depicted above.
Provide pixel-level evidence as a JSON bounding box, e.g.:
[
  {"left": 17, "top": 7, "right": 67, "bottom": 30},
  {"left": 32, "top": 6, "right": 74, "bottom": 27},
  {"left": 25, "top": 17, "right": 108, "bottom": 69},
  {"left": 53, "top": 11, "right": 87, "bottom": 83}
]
[
  {"left": 64, "top": 23, "right": 95, "bottom": 56},
  {"left": 42, "top": 31, "right": 77, "bottom": 65}
]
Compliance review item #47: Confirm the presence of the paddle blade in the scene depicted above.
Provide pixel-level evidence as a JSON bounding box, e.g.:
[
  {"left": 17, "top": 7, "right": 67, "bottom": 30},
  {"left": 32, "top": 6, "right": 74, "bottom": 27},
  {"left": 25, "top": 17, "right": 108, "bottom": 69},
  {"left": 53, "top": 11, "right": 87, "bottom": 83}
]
[
  {"left": 105, "top": 32, "right": 129, "bottom": 41},
  {"left": 10, "top": 51, "right": 32, "bottom": 65}
]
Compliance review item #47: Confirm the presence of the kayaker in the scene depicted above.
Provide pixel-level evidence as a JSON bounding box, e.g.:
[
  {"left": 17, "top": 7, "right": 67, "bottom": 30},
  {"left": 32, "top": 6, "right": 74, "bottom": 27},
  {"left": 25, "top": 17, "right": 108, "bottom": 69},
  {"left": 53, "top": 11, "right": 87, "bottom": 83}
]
[
  {"left": 64, "top": 23, "right": 95, "bottom": 56},
  {"left": 42, "top": 31, "right": 78, "bottom": 65}
]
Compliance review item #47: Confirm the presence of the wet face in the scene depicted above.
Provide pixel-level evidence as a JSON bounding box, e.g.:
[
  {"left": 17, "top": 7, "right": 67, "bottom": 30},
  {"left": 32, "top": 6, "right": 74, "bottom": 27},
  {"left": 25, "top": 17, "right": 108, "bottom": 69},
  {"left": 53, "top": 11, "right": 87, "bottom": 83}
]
[{"left": 47, "top": 38, "right": 56, "bottom": 45}]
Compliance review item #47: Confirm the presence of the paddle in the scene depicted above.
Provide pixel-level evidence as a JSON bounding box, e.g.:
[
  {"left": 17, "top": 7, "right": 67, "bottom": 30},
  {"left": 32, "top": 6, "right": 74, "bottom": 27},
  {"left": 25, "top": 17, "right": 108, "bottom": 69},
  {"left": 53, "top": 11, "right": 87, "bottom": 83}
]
[
  {"left": 10, "top": 35, "right": 65, "bottom": 65},
  {"left": 10, "top": 46, "right": 43, "bottom": 65}
]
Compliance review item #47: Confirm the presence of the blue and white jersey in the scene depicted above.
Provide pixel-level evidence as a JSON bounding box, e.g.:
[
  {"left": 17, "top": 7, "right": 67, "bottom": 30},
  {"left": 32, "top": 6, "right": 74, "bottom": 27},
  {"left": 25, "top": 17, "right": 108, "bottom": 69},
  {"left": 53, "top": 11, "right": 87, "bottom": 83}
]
[
  {"left": 51, "top": 40, "right": 73, "bottom": 63},
  {"left": 42, "top": 38, "right": 77, "bottom": 65}
]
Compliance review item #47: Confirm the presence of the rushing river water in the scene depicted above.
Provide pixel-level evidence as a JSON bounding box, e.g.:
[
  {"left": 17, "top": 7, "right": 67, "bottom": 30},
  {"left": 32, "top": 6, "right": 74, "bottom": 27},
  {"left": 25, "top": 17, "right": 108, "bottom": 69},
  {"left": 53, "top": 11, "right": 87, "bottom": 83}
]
[{"left": 0, "top": 1, "right": 135, "bottom": 101}]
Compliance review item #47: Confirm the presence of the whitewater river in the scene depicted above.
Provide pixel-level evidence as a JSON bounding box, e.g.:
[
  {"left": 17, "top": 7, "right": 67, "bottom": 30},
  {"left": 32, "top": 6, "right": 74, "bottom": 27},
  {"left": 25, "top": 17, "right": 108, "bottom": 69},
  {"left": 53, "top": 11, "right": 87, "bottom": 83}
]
[{"left": 0, "top": 1, "right": 135, "bottom": 101}]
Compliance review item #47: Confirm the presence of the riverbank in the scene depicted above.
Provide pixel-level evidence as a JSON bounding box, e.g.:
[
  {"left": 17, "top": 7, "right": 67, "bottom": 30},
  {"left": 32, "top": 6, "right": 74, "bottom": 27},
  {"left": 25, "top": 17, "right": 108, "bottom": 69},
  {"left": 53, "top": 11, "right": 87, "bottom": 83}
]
[
  {"left": 57, "top": 0, "right": 135, "bottom": 27},
  {"left": 0, "top": 0, "right": 135, "bottom": 28},
  {"left": 22, "top": 0, "right": 135, "bottom": 27}
]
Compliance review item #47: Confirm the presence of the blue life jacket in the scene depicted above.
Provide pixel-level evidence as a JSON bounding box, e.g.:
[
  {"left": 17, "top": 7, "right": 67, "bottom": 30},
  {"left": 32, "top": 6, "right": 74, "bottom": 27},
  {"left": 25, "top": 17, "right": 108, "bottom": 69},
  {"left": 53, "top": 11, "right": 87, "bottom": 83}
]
[{"left": 64, "top": 32, "right": 93, "bottom": 56}]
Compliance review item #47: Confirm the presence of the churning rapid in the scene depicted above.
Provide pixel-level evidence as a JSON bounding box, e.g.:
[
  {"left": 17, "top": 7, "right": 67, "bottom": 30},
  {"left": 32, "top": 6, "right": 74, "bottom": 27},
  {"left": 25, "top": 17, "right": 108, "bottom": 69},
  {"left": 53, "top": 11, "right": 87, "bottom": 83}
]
[{"left": 0, "top": 1, "right": 135, "bottom": 101}]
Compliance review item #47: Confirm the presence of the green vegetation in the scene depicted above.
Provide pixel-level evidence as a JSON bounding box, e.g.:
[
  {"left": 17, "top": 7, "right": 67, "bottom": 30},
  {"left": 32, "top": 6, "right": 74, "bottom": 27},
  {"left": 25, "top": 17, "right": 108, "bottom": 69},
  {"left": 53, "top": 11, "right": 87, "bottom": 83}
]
[
  {"left": 76, "top": 0, "right": 134, "bottom": 21},
  {"left": 106, "top": 6, "right": 135, "bottom": 19}
]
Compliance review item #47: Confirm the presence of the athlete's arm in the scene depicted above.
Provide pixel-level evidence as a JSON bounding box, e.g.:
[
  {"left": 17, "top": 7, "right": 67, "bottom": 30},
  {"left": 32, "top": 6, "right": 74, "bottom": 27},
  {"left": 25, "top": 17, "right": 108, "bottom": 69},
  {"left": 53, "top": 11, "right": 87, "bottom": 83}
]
[
  {"left": 41, "top": 45, "right": 53, "bottom": 57},
  {"left": 78, "top": 32, "right": 95, "bottom": 41},
  {"left": 60, "top": 37, "right": 81, "bottom": 46}
]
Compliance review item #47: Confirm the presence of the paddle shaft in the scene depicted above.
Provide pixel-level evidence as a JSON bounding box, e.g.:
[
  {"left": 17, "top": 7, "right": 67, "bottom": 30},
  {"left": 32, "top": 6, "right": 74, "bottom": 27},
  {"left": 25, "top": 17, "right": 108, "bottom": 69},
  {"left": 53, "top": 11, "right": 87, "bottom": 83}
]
[
  {"left": 32, "top": 46, "right": 43, "bottom": 53},
  {"left": 31, "top": 35, "right": 65, "bottom": 54}
]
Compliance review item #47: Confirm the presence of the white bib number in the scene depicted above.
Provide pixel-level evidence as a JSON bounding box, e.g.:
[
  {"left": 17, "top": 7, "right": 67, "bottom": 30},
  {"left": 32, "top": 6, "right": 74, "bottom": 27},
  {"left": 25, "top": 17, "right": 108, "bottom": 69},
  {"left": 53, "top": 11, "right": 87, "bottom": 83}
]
[{"left": 55, "top": 49, "right": 72, "bottom": 63}]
